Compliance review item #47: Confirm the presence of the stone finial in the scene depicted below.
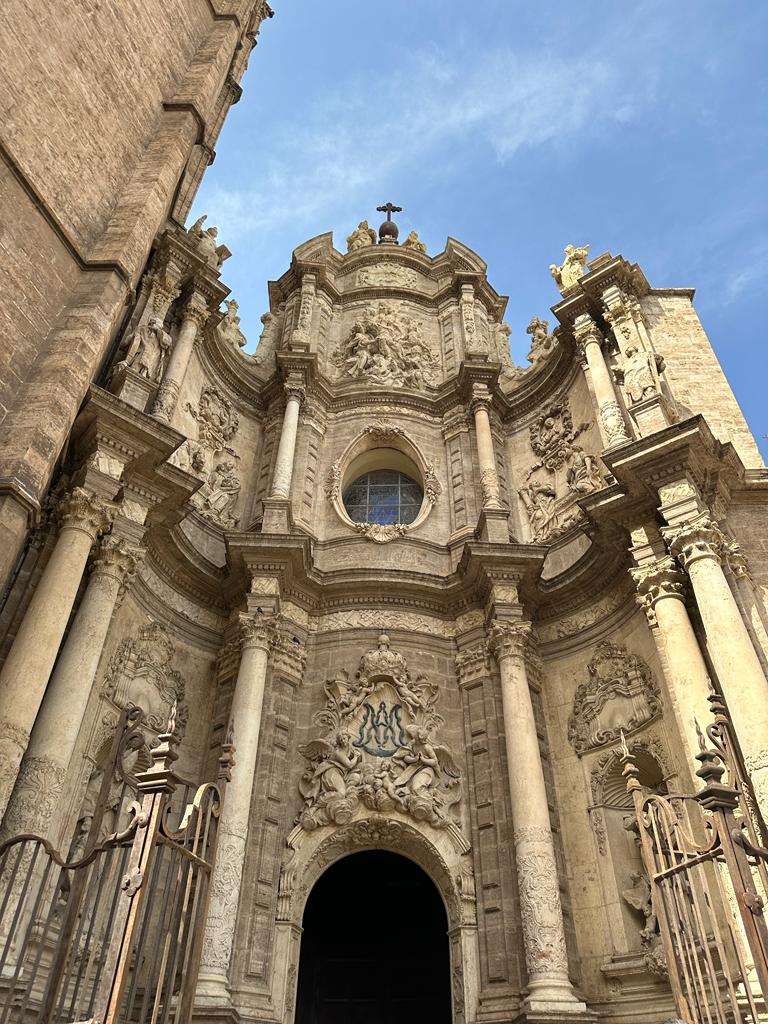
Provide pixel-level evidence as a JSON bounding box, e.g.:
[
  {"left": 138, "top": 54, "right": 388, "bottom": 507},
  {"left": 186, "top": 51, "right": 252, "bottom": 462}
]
[
  {"left": 403, "top": 230, "right": 427, "bottom": 254},
  {"left": 550, "top": 244, "right": 590, "bottom": 295}
]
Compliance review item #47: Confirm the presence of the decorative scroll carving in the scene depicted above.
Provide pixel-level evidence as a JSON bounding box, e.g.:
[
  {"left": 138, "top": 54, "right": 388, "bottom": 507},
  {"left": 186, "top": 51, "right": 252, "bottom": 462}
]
[
  {"left": 297, "top": 635, "right": 462, "bottom": 832},
  {"left": 525, "top": 316, "right": 558, "bottom": 366},
  {"left": 357, "top": 265, "right": 419, "bottom": 288},
  {"left": 361, "top": 420, "right": 406, "bottom": 441},
  {"left": 219, "top": 299, "right": 247, "bottom": 349},
  {"left": 102, "top": 621, "right": 187, "bottom": 736},
  {"left": 354, "top": 522, "right": 408, "bottom": 544},
  {"left": 424, "top": 463, "right": 442, "bottom": 504},
  {"left": 346, "top": 220, "right": 376, "bottom": 251},
  {"left": 333, "top": 301, "right": 435, "bottom": 388},
  {"left": 514, "top": 826, "right": 570, "bottom": 976},
  {"left": 186, "top": 384, "right": 239, "bottom": 454},
  {"left": 519, "top": 401, "right": 602, "bottom": 542},
  {"left": 568, "top": 641, "right": 660, "bottom": 755},
  {"left": 325, "top": 460, "right": 342, "bottom": 501},
  {"left": 550, "top": 243, "right": 589, "bottom": 295}
]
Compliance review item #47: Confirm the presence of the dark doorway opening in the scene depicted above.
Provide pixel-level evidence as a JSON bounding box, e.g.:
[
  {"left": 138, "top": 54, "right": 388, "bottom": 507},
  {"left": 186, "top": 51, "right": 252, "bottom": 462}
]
[{"left": 295, "top": 849, "right": 452, "bottom": 1024}]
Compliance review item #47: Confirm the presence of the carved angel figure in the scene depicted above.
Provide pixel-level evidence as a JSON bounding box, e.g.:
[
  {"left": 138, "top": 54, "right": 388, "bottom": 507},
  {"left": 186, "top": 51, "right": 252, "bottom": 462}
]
[
  {"left": 188, "top": 214, "right": 229, "bottom": 270},
  {"left": 403, "top": 229, "right": 427, "bottom": 254},
  {"left": 219, "top": 298, "right": 247, "bottom": 349},
  {"left": 550, "top": 243, "right": 590, "bottom": 294},
  {"left": 346, "top": 220, "right": 377, "bottom": 252},
  {"left": 614, "top": 345, "right": 665, "bottom": 404},
  {"left": 566, "top": 447, "right": 603, "bottom": 495},
  {"left": 119, "top": 315, "right": 171, "bottom": 381},
  {"left": 298, "top": 731, "right": 362, "bottom": 827}
]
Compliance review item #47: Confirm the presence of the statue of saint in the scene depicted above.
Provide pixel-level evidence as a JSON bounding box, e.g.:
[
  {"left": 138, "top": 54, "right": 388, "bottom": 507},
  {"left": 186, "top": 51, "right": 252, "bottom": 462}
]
[
  {"left": 346, "top": 220, "right": 377, "bottom": 252},
  {"left": 402, "top": 229, "right": 427, "bottom": 254},
  {"left": 526, "top": 316, "right": 557, "bottom": 364},
  {"left": 188, "top": 214, "right": 228, "bottom": 270},
  {"left": 614, "top": 344, "right": 665, "bottom": 404},
  {"left": 550, "top": 243, "right": 590, "bottom": 294},
  {"left": 219, "top": 298, "right": 247, "bottom": 348},
  {"left": 201, "top": 461, "right": 241, "bottom": 527},
  {"left": 566, "top": 447, "right": 603, "bottom": 495},
  {"left": 119, "top": 315, "right": 171, "bottom": 381}
]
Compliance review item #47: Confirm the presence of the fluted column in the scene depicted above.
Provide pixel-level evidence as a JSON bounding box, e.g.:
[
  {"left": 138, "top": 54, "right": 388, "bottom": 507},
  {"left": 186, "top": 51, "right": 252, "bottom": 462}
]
[
  {"left": 197, "top": 613, "right": 278, "bottom": 1004},
  {"left": 470, "top": 385, "right": 502, "bottom": 509},
  {"left": 0, "top": 538, "right": 141, "bottom": 841},
  {"left": 0, "top": 488, "right": 113, "bottom": 822},
  {"left": 487, "top": 621, "right": 585, "bottom": 1014},
  {"left": 269, "top": 383, "right": 304, "bottom": 499},
  {"left": 631, "top": 555, "right": 712, "bottom": 773},
  {"left": 665, "top": 515, "right": 768, "bottom": 813},
  {"left": 152, "top": 291, "right": 210, "bottom": 422},
  {"left": 573, "top": 313, "right": 629, "bottom": 448}
]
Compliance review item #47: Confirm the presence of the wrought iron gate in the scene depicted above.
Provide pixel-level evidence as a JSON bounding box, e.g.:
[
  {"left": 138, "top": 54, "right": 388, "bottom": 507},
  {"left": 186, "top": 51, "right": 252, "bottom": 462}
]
[
  {"left": 623, "top": 689, "right": 768, "bottom": 1023},
  {"left": 0, "top": 705, "right": 232, "bottom": 1024}
]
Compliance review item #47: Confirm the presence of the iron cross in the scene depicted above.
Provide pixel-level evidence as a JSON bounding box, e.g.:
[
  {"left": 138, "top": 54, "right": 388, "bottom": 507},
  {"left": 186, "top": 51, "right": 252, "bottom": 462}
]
[{"left": 376, "top": 202, "right": 402, "bottom": 222}]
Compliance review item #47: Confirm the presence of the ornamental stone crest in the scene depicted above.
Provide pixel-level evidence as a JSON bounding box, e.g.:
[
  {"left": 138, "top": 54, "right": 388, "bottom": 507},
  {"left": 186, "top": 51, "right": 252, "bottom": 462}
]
[
  {"left": 180, "top": 384, "right": 242, "bottom": 528},
  {"left": 297, "top": 635, "right": 462, "bottom": 832},
  {"left": 186, "top": 384, "right": 239, "bottom": 453},
  {"left": 102, "top": 621, "right": 188, "bottom": 737},
  {"left": 568, "top": 641, "right": 661, "bottom": 756},
  {"left": 332, "top": 300, "right": 435, "bottom": 388},
  {"left": 518, "top": 400, "right": 602, "bottom": 543},
  {"left": 356, "top": 265, "right": 419, "bottom": 289}
]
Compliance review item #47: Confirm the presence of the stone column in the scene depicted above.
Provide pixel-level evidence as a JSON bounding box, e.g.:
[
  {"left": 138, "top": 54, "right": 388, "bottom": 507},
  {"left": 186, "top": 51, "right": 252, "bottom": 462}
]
[
  {"left": 0, "top": 488, "right": 113, "bottom": 823},
  {"left": 665, "top": 515, "right": 768, "bottom": 813},
  {"left": 573, "top": 313, "right": 630, "bottom": 448},
  {"left": 0, "top": 538, "right": 141, "bottom": 841},
  {"left": 152, "top": 291, "right": 210, "bottom": 422},
  {"left": 269, "top": 383, "right": 304, "bottom": 499},
  {"left": 487, "top": 621, "right": 585, "bottom": 1016},
  {"left": 470, "top": 384, "right": 501, "bottom": 510},
  {"left": 631, "top": 554, "right": 712, "bottom": 773},
  {"left": 196, "top": 613, "right": 277, "bottom": 1005}
]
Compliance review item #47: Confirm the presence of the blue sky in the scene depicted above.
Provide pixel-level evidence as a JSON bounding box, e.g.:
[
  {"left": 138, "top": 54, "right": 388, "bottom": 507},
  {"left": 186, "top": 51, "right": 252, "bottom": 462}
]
[{"left": 190, "top": 0, "right": 768, "bottom": 458}]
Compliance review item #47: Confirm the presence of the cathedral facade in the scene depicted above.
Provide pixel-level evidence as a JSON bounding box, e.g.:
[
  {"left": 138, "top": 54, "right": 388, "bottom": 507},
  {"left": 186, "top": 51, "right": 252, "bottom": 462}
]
[{"left": 1, "top": 197, "right": 767, "bottom": 1024}]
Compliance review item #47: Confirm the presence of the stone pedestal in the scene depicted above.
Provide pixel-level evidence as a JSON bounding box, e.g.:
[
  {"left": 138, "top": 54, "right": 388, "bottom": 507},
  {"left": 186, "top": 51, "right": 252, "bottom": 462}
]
[
  {"left": 487, "top": 621, "right": 586, "bottom": 1019},
  {"left": 629, "top": 394, "right": 673, "bottom": 436},
  {"left": 109, "top": 364, "right": 158, "bottom": 413},
  {"left": 0, "top": 488, "right": 113, "bottom": 824}
]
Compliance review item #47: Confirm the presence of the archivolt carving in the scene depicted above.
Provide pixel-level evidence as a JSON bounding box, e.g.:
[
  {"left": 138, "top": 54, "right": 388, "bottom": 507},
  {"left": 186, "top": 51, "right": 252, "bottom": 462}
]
[
  {"left": 332, "top": 300, "right": 435, "bottom": 388},
  {"left": 297, "top": 635, "right": 463, "bottom": 836},
  {"left": 102, "top": 621, "right": 187, "bottom": 736},
  {"left": 569, "top": 641, "right": 661, "bottom": 756},
  {"left": 279, "top": 815, "right": 473, "bottom": 929}
]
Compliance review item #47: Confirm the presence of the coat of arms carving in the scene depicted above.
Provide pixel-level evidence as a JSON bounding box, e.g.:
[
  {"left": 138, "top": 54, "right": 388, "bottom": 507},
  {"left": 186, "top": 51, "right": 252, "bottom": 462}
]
[
  {"left": 568, "top": 641, "right": 661, "bottom": 755},
  {"left": 297, "top": 635, "right": 462, "bottom": 831}
]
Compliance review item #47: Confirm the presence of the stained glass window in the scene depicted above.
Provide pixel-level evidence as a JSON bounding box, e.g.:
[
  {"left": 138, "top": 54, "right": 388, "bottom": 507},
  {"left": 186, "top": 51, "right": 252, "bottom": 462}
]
[{"left": 342, "top": 469, "right": 423, "bottom": 526}]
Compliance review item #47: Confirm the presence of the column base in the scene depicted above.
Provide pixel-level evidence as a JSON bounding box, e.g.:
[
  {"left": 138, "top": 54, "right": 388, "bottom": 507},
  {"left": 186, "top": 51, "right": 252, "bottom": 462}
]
[
  {"left": 194, "top": 970, "right": 235, "bottom": 1015},
  {"left": 476, "top": 507, "right": 511, "bottom": 543},
  {"left": 520, "top": 978, "right": 589, "bottom": 1023},
  {"left": 261, "top": 497, "right": 292, "bottom": 534}
]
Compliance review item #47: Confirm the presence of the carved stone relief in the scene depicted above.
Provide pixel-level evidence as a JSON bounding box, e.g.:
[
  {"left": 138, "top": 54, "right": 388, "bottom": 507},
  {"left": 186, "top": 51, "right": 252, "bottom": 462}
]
[
  {"left": 297, "top": 635, "right": 462, "bottom": 834},
  {"left": 181, "top": 384, "right": 242, "bottom": 528},
  {"left": 102, "top": 621, "right": 188, "bottom": 736},
  {"left": 356, "top": 264, "right": 419, "bottom": 289},
  {"left": 568, "top": 641, "right": 661, "bottom": 755},
  {"left": 518, "top": 400, "right": 602, "bottom": 542},
  {"left": 332, "top": 300, "right": 436, "bottom": 388}
]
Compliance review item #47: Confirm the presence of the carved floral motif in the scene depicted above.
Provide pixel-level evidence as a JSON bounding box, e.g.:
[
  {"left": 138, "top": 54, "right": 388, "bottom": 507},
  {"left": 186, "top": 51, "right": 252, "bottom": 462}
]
[
  {"left": 568, "top": 641, "right": 661, "bottom": 755},
  {"left": 297, "top": 635, "right": 462, "bottom": 832}
]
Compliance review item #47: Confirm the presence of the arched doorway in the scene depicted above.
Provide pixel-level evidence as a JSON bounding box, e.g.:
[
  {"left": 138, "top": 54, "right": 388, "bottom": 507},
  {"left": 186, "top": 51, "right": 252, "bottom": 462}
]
[{"left": 295, "top": 849, "right": 451, "bottom": 1023}]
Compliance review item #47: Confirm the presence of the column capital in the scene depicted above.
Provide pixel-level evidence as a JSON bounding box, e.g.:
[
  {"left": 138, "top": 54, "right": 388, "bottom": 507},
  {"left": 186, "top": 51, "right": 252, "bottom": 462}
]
[
  {"left": 572, "top": 312, "right": 604, "bottom": 353},
  {"left": 486, "top": 619, "right": 536, "bottom": 664},
  {"left": 57, "top": 487, "right": 114, "bottom": 541},
  {"left": 180, "top": 290, "right": 211, "bottom": 328},
  {"left": 469, "top": 382, "right": 492, "bottom": 415},
  {"left": 630, "top": 555, "right": 686, "bottom": 606},
  {"left": 724, "top": 540, "right": 752, "bottom": 580},
  {"left": 270, "top": 633, "right": 307, "bottom": 680},
  {"left": 284, "top": 380, "right": 306, "bottom": 404},
  {"left": 238, "top": 611, "right": 280, "bottom": 652},
  {"left": 663, "top": 513, "right": 726, "bottom": 571},
  {"left": 91, "top": 537, "right": 144, "bottom": 590}
]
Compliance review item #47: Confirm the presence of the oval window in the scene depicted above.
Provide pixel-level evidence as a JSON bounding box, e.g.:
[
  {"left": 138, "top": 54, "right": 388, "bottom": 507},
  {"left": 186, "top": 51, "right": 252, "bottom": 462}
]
[{"left": 342, "top": 469, "right": 424, "bottom": 526}]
